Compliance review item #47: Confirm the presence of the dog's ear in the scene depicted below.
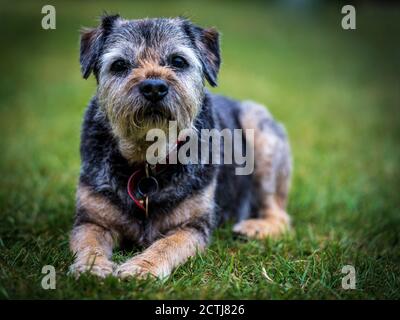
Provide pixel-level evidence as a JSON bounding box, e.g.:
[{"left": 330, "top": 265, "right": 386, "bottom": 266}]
[
  {"left": 198, "top": 27, "right": 220, "bottom": 87},
  {"left": 184, "top": 22, "right": 221, "bottom": 87},
  {"left": 80, "top": 27, "right": 102, "bottom": 79},
  {"left": 80, "top": 14, "right": 120, "bottom": 79}
]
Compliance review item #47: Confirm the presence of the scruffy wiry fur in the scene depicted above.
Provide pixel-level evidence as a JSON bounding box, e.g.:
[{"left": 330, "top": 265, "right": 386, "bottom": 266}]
[{"left": 70, "top": 15, "right": 292, "bottom": 279}]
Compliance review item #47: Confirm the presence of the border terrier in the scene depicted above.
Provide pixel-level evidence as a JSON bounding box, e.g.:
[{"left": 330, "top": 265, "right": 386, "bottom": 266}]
[{"left": 69, "top": 15, "right": 292, "bottom": 279}]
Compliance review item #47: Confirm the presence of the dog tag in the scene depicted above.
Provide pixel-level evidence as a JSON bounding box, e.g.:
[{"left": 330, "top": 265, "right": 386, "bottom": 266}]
[{"left": 136, "top": 176, "right": 159, "bottom": 199}]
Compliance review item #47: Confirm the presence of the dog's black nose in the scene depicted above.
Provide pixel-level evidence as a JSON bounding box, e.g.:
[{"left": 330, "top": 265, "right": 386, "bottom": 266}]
[{"left": 139, "top": 79, "right": 169, "bottom": 102}]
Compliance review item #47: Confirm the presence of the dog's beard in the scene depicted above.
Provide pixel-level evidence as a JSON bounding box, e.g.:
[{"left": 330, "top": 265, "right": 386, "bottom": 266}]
[
  {"left": 106, "top": 100, "right": 172, "bottom": 140},
  {"left": 99, "top": 81, "right": 199, "bottom": 138},
  {"left": 98, "top": 82, "right": 201, "bottom": 162}
]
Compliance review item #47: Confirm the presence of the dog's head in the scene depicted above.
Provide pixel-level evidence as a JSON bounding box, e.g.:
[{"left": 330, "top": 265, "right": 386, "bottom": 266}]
[{"left": 80, "top": 15, "right": 220, "bottom": 142}]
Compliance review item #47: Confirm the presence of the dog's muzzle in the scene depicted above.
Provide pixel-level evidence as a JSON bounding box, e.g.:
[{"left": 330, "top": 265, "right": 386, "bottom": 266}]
[{"left": 139, "top": 79, "right": 169, "bottom": 102}]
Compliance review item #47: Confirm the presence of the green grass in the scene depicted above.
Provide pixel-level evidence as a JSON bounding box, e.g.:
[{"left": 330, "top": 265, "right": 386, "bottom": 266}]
[{"left": 0, "top": 0, "right": 399, "bottom": 299}]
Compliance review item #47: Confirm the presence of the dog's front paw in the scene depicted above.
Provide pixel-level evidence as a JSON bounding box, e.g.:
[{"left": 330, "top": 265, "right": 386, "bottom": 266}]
[
  {"left": 114, "top": 257, "right": 160, "bottom": 280},
  {"left": 69, "top": 259, "right": 115, "bottom": 279}
]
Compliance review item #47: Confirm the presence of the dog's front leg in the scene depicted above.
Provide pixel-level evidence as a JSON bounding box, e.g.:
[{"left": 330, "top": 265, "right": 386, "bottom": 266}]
[
  {"left": 69, "top": 223, "right": 116, "bottom": 278},
  {"left": 115, "top": 181, "right": 216, "bottom": 280},
  {"left": 115, "top": 226, "right": 208, "bottom": 279}
]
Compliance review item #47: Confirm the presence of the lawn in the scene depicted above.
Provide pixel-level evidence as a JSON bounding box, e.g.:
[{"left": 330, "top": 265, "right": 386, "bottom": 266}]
[{"left": 0, "top": 0, "right": 399, "bottom": 299}]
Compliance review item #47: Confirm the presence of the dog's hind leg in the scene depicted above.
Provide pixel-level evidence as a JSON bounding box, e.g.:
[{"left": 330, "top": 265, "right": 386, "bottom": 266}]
[{"left": 233, "top": 101, "right": 292, "bottom": 239}]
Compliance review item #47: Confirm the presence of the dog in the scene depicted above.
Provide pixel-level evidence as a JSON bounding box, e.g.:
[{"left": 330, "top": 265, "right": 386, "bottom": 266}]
[{"left": 69, "top": 15, "right": 292, "bottom": 279}]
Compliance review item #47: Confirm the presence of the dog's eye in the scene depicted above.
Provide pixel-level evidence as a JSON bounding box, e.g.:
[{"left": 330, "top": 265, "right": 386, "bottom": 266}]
[
  {"left": 110, "top": 59, "right": 130, "bottom": 74},
  {"left": 170, "top": 55, "right": 188, "bottom": 69}
]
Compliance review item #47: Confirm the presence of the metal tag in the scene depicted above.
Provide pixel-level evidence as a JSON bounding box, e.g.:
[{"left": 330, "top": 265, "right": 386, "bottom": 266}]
[{"left": 136, "top": 176, "right": 159, "bottom": 198}]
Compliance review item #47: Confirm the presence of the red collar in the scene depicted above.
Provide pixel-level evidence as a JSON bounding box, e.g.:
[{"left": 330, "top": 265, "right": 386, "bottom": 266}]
[{"left": 127, "top": 166, "right": 147, "bottom": 211}]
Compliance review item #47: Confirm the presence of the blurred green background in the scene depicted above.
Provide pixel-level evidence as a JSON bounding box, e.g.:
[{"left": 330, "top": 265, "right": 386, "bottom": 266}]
[{"left": 0, "top": 0, "right": 399, "bottom": 299}]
